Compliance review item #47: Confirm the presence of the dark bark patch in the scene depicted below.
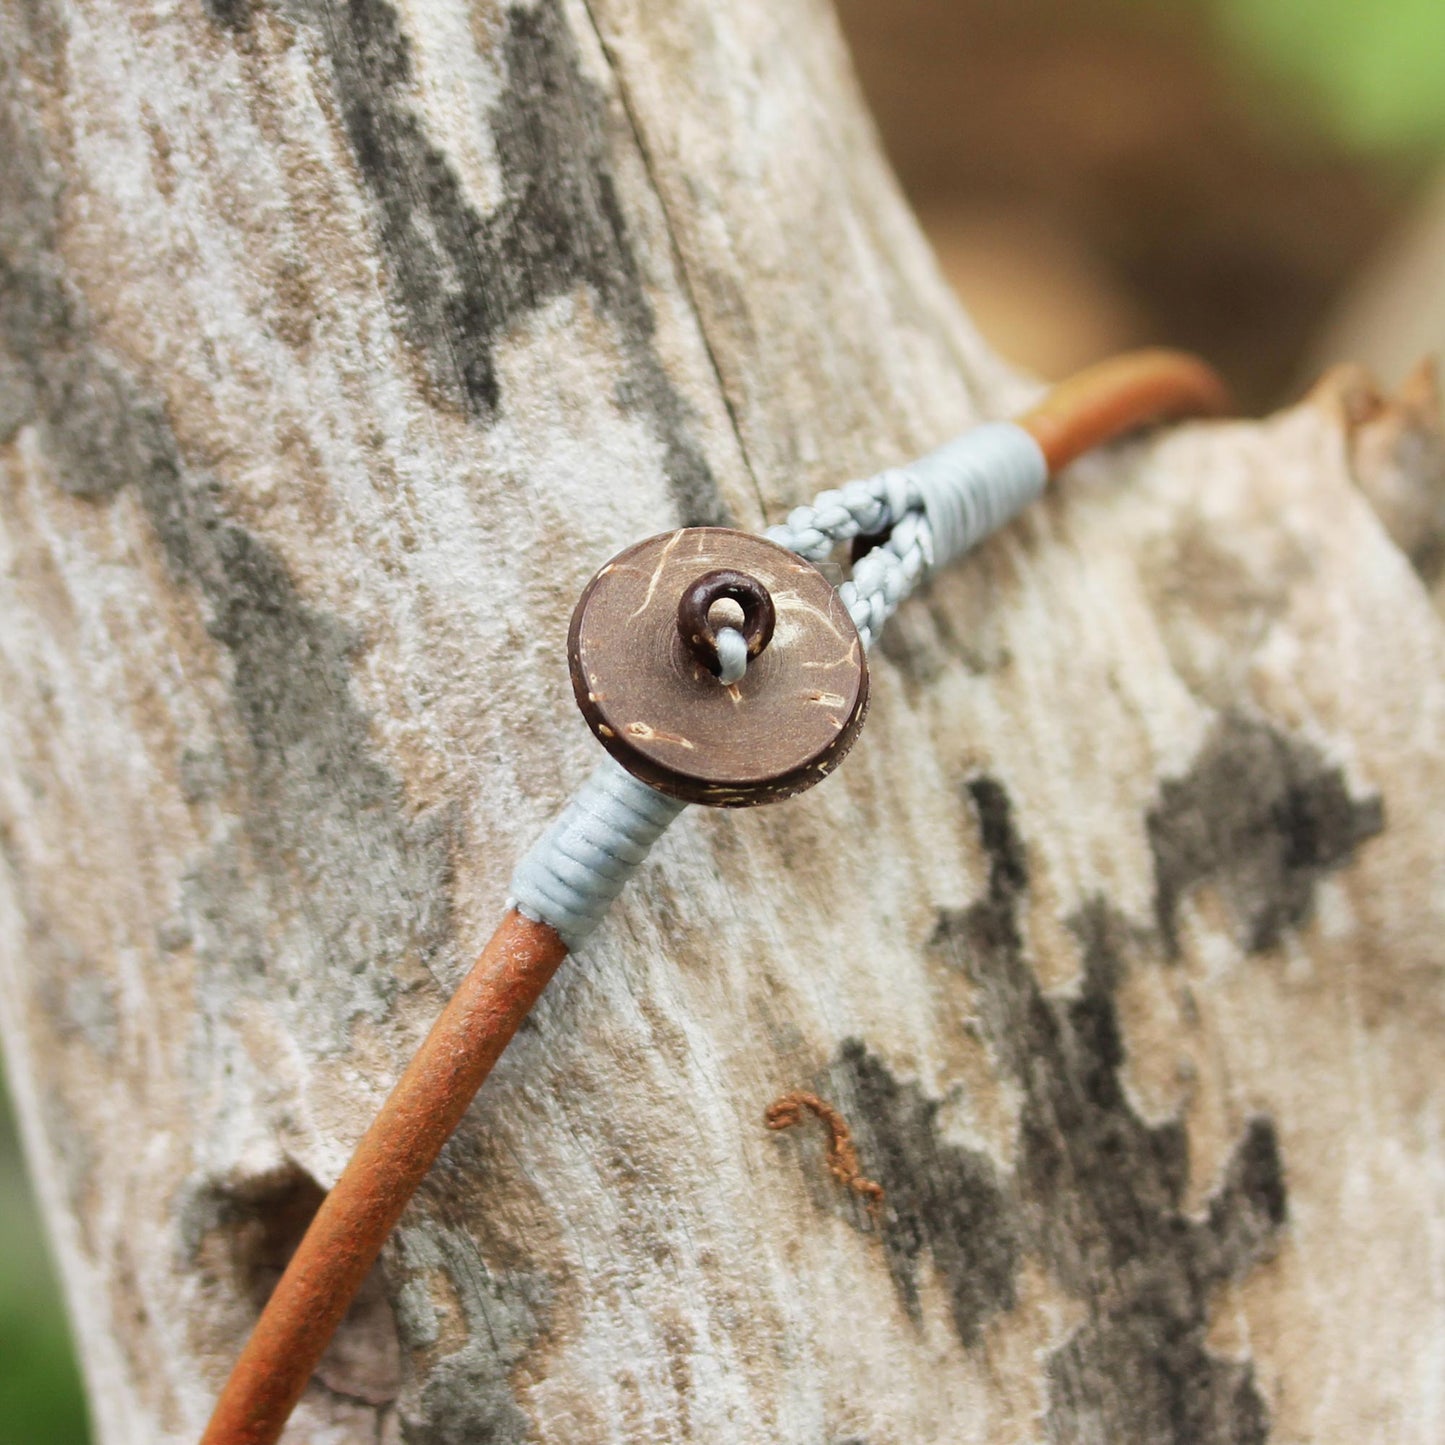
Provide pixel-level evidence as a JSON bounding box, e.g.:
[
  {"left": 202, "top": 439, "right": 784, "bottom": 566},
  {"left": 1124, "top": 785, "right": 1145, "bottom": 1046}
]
[
  {"left": 969, "top": 773, "right": 1029, "bottom": 899},
  {"left": 786, "top": 775, "right": 1289, "bottom": 1433},
  {"left": 0, "top": 81, "right": 170, "bottom": 496},
  {"left": 827, "top": 1040, "right": 1022, "bottom": 1346},
  {"left": 310, "top": 0, "right": 723, "bottom": 524},
  {"left": 186, "top": 1165, "right": 403, "bottom": 1406},
  {"left": 929, "top": 777, "right": 1288, "bottom": 1443},
  {"left": 202, "top": 0, "right": 254, "bottom": 33},
  {"left": 1148, "top": 712, "right": 1383, "bottom": 954},
  {"left": 389, "top": 1220, "right": 548, "bottom": 1445},
  {"left": 164, "top": 478, "right": 460, "bottom": 1024},
  {"left": 1046, "top": 1309, "right": 1270, "bottom": 1445},
  {"left": 3, "top": 61, "right": 456, "bottom": 1041}
]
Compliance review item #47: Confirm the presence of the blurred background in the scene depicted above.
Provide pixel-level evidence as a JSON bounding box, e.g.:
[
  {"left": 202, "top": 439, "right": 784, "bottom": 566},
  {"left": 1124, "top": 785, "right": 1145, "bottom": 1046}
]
[
  {"left": 839, "top": 0, "right": 1445, "bottom": 403},
  {"left": 3, "top": 1, "right": 1443, "bottom": 1439}
]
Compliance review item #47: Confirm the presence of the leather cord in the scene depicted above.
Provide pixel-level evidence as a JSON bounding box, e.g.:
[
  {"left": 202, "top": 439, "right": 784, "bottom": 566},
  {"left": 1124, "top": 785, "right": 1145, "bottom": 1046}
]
[
  {"left": 199, "top": 912, "right": 568, "bottom": 1445},
  {"left": 1018, "top": 348, "right": 1230, "bottom": 472}
]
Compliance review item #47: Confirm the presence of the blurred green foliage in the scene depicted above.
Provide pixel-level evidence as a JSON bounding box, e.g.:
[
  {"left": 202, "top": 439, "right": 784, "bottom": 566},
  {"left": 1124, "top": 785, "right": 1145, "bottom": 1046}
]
[
  {"left": 1197, "top": 0, "right": 1445, "bottom": 152},
  {"left": 0, "top": 1063, "right": 91, "bottom": 1445}
]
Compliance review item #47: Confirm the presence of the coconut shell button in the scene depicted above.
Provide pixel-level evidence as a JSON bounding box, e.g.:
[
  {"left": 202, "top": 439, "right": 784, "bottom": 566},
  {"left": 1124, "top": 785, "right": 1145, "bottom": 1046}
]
[{"left": 568, "top": 527, "right": 869, "bottom": 806}]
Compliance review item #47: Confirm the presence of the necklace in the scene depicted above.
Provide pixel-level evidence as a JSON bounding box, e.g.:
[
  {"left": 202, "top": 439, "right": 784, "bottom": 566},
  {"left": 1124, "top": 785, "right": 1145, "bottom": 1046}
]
[{"left": 200, "top": 348, "right": 1227, "bottom": 1445}]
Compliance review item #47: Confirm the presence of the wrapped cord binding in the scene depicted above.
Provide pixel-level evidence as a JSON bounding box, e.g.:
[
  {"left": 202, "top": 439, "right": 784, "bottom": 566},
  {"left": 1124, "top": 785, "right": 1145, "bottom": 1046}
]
[{"left": 508, "top": 756, "right": 687, "bottom": 948}]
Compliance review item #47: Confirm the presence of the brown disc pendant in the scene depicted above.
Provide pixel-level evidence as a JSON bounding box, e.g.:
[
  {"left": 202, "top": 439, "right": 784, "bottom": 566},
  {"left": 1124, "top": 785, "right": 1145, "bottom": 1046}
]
[{"left": 568, "top": 527, "right": 869, "bottom": 806}]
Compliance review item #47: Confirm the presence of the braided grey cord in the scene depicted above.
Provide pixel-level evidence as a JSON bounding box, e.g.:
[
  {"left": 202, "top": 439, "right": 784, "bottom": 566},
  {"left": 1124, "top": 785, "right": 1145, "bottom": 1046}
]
[
  {"left": 508, "top": 421, "right": 1049, "bottom": 944},
  {"left": 768, "top": 422, "right": 1048, "bottom": 649},
  {"left": 764, "top": 465, "right": 921, "bottom": 564},
  {"left": 834, "top": 509, "right": 930, "bottom": 650}
]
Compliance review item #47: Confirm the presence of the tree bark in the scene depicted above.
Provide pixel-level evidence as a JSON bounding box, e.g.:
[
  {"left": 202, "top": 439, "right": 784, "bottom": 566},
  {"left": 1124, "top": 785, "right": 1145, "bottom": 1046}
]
[{"left": 2, "top": 1, "right": 1443, "bottom": 1442}]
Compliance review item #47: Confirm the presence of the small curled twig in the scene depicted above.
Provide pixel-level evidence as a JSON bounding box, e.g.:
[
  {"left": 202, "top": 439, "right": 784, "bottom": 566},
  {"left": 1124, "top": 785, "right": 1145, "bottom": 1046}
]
[{"left": 765, "top": 1091, "right": 885, "bottom": 1218}]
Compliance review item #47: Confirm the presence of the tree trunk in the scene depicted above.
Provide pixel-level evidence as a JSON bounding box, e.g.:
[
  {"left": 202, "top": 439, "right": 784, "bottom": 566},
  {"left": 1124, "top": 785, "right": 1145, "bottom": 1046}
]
[{"left": 2, "top": 1, "right": 1444, "bottom": 1442}]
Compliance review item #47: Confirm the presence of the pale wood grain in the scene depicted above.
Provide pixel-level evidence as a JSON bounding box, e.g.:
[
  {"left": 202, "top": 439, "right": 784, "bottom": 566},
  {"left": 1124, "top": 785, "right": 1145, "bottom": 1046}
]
[{"left": 1, "top": 1, "right": 1442, "bottom": 1441}]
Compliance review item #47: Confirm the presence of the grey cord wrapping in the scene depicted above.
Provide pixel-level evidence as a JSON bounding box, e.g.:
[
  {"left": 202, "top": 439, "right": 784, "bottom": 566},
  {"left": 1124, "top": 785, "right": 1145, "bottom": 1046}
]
[
  {"left": 508, "top": 756, "right": 686, "bottom": 948},
  {"left": 507, "top": 421, "right": 1048, "bottom": 945}
]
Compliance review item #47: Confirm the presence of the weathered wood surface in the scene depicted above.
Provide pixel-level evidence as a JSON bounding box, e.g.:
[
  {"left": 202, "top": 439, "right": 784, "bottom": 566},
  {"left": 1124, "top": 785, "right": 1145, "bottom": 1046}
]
[{"left": 2, "top": 1, "right": 1443, "bottom": 1442}]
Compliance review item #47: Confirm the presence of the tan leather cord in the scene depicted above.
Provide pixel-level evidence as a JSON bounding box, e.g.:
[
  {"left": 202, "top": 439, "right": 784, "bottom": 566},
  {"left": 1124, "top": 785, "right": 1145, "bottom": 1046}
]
[
  {"left": 199, "top": 911, "right": 568, "bottom": 1445},
  {"left": 1018, "top": 348, "right": 1230, "bottom": 473},
  {"left": 197, "top": 350, "right": 1230, "bottom": 1445}
]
